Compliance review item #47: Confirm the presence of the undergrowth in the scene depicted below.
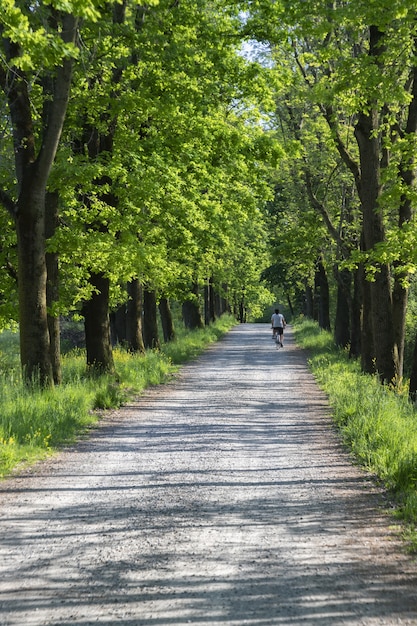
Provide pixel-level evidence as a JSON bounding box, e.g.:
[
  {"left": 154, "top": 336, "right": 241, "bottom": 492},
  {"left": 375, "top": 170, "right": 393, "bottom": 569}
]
[
  {"left": 0, "top": 314, "right": 237, "bottom": 478},
  {"left": 294, "top": 317, "right": 417, "bottom": 550}
]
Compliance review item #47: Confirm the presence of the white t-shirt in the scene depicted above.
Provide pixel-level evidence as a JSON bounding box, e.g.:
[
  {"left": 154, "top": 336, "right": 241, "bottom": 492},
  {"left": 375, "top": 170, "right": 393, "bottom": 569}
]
[{"left": 271, "top": 313, "right": 285, "bottom": 328}]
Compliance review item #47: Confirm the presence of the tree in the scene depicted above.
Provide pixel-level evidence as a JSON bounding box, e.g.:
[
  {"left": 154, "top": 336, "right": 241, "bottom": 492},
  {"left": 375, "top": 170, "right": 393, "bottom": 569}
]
[
  {"left": 0, "top": 0, "right": 281, "bottom": 382},
  {"left": 54, "top": 0, "right": 278, "bottom": 337},
  {"left": 0, "top": 2, "right": 83, "bottom": 385},
  {"left": 246, "top": 0, "right": 417, "bottom": 383}
]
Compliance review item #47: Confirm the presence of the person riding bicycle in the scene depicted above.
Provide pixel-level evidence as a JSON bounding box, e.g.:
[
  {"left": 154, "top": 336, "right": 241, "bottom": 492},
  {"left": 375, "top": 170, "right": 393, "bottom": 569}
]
[{"left": 271, "top": 308, "right": 286, "bottom": 347}]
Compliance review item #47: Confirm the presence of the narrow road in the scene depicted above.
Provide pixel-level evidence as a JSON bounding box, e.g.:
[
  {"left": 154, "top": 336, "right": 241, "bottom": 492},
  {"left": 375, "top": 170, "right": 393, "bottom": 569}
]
[{"left": 1, "top": 324, "right": 417, "bottom": 625}]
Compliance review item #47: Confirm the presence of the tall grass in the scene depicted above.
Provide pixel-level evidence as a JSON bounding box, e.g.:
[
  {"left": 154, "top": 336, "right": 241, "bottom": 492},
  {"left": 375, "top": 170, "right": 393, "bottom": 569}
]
[
  {"left": 0, "top": 314, "right": 237, "bottom": 478},
  {"left": 294, "top": 317, "right": 417, "bottom": 544}
]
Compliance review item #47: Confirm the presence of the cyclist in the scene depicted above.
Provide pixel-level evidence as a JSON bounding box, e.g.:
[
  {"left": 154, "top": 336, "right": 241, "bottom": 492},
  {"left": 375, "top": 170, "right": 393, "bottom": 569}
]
[{"left": 271, "top": 308, "right": 286, "bottom": 347}]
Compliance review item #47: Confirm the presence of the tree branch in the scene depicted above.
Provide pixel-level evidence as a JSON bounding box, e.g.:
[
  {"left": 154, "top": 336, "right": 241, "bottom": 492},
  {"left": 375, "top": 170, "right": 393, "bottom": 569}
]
[
  {"left": 0, "top": 188, "right": 17, "bottom": 219},
  {"left": 36, "top": 13, "right": 79, "bottom": 185},
  {"left": 303, "top": 167, "right": 350, "bottom": 259},
  {"left": 321, "top": 104, "right": 362, "bottom": 197},
  {"left": 291, "top": 36, "right": 362, "bottom": 197}
]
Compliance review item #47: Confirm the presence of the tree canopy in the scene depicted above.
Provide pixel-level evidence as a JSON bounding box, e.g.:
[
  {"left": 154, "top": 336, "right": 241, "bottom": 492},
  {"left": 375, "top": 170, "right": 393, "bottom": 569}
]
[
  {"left": 247, "top": 0, "right": 417, "bottom": 389},
  {"left": 0, "top": 0, "right": 280, "bottom": 383},
  {"left": 2, "top": 0, "right": 417, "bottom": 395}
]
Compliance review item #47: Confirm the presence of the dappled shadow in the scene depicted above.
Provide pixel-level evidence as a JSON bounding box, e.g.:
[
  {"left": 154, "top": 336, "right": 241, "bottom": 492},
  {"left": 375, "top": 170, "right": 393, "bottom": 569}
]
[
  {"left": 0, "top": 324, "right": 416, "bottom": 625},
  {"left": 1, "top": 469, "right": 416, "bottom": 624}
]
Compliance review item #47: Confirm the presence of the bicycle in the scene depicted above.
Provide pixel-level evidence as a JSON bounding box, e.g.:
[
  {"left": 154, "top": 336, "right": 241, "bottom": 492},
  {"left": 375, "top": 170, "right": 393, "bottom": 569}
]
[
  {"left": 272, "top": 328, "right": 284, "bottom": 349},
  {"left": 275, "top": 334, "right": 283, "bottom": 349}
]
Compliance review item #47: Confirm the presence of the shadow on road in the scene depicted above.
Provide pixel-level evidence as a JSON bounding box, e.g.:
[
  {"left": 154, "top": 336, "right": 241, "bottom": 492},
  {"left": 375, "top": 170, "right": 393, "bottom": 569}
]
[{"left": 1, "top": 324, "right": 416, "bottom": 625}]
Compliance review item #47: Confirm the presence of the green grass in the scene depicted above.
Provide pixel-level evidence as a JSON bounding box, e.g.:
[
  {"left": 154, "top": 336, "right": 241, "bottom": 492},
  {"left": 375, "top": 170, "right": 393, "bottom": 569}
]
[
  {"left": 0, "top": 314, "right": 237, "bottom": 478},
  {"left": 293, "top": 316, "right": 417, "bottom": 548}
]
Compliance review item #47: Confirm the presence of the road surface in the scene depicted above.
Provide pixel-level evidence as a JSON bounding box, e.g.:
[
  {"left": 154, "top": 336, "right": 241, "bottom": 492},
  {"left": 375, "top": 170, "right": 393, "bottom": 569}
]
[{"left": 1, "top": 324, "right": 417, "bottom": 625}]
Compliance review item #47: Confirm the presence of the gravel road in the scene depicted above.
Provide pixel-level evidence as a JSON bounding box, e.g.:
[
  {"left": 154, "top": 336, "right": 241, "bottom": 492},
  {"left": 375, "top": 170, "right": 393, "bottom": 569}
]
[{"left": 1, "top": 323, "right": 417, "bottom": 626}]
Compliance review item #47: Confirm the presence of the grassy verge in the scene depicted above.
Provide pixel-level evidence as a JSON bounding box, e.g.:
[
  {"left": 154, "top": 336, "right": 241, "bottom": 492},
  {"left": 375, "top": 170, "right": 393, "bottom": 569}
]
[
  {"left": 293, "top": 317, "right": 417, "bottom": 548},
  {"left": 0, "top": 314, "right": 237, "bottom": 478}
]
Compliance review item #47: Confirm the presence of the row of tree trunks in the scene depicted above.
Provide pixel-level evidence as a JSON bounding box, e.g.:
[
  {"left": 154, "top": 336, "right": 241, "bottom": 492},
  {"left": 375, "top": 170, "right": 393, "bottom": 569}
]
[
  {"left": 110, "top": 276, "right": 228, "bottom": 355},
  {"left": 305, "top": 250, "right": 412, "bottom": 386},
  {"left": 77, "top": 271, "right": 231, "bottom": 381},
  {"left": 303, "top": 259, "right": 332, "bottom": 331},
  {"left": 304, "top": 260, "right": 362, "bottom": 361},
  {"left": 109, "top": 275, "right": 230, "bottom": 361},
  {"left": 110, "top": 286, "right": 166, "bottom": 351}
]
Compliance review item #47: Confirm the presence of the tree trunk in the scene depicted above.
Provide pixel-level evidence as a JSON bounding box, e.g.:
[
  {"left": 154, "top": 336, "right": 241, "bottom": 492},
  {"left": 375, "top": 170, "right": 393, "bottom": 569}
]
[
  {"left": 16, "top": 186, "right": 53, "bottom": 386},
  {"left": 159, "top": 297, "right": 175, "bottom": 342},
  {"left": 232, "top": 300, "right": 239, "bottom": 320},
  {"left": 355, "top": 125, "right": 396, "bottom": 381},
  {"left": 286, "top": 293, "right": 294, "bottom": 317},
  {"left": 204, "top": 280, "right": 210, "bottom": 326},
  {"left": 391, "top": 276, "right": 406, "bottom": 379},
  {"left": 110, "top": 305, "right": 127, "bottom": 346},
  {"left": 239, "top": 294, "right": 246, "bottom": 323},
  {"left": 395, "top": 56, "right": 417, "bottom": 381},
  {"left": 314, "top": 259, "right": 331, "bottom": 331},
  {"left": 219, "top": 295, "right": 228, "bottom": 317},
  {"left": 203, "top": 277, "right": 216, "bottom": 325},
  {"left": 143, "top": 288, "right": 160, "bottom": 349},
  {"left": 209, "top": 277, "right": 216, "bottom": 323},
  {"left": 126, "top": 279, "right": 145, "bottom": 353},
  {"left": 214, "top": 291, "right": 222, "bottom": 318},
  {"left": 45, "top": 190, "right": 61, "bottom": 385},
  {"left": 350, "top": 268, "right": 362, "bottom": 359},
  {"left": 182, "top": 283, "right": 204, "bottom": 329},
  {"left": 334, "top": 270, "right": 350, "bottom": 348},
  {"left": 83, "top": 272, "right": 115, "bottom": 375},
  {"left": 354, "top": 27, "right": 397, "bottom": 383},
  {"left": 223, "top": 284, "right": 230, "bottom": 315},
  {"left": 304, "top": 283, "right": 314, "bottom": 318},
  {"left": 359, "top": 274, "right": 375, "bottom": 376},
  {"left": 408, "top": 332, "right": 417, "bottom": 402},
  {"left": 215, "top": 284, "right": 229, "bottom": 317}
]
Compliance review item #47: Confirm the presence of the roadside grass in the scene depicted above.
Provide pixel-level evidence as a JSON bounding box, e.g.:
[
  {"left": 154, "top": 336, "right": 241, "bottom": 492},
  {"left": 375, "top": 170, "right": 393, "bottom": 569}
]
[
  {"left": 0, "top": 314, "right": 237, "bottom": 478},
  {"left": 293, "top": 317, "right": 417, "bottom": 548}
]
